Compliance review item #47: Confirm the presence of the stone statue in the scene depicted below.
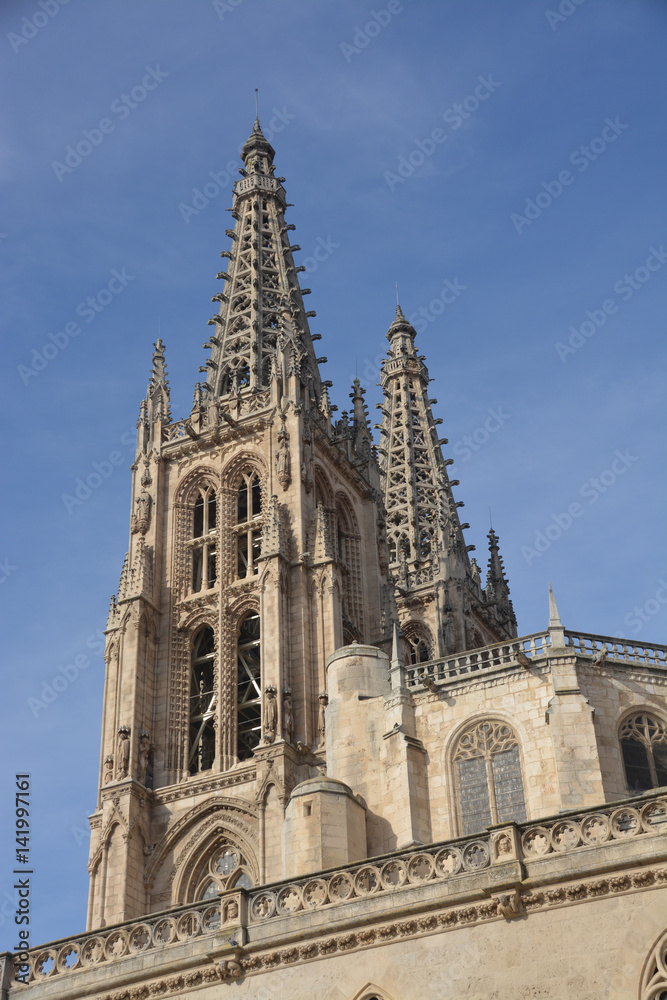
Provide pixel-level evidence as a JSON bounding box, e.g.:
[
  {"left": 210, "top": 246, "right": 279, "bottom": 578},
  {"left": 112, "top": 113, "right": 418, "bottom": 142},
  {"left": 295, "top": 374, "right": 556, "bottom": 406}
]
[
  {"left": 131, "top": 491, "right": 152, "bottom": 535},
  {"left": 138, "top": 730, "right": 151, "bottom": 785},
  {"left": 103, "top": 755, "right": 114, "bottom": 784},
  {"left": 282, "top": 687, "right": 293, "bottom": 743},
  {"left": 275, "top": 423, "right": 291, "bottom": 490},
  {"left": 263, "top": 686, "right": 277, "bottom": 743},
  {"left": 318, "top": 692, "right": 328, "bottom": 744},
  {"left": 470, "top": 557, "right": 481, "bottom": 586},
  {"left": 116, "top": 727, "right": 131, "bottom": 779}
]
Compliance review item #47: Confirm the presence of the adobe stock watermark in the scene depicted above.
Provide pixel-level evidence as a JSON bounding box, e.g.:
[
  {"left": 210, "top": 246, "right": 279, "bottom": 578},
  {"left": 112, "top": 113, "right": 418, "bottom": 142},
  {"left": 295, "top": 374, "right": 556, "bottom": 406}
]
[
  {"left": 51, "top": 66, "right": 169, "bottom": 182},
  {"left": 451, "top": 407, "right": 512, "bottom": 465},
  {"left": 511, "top": 116, "right": 628, "bottom": 234},
  {"left": 7, "top": 0, "right": 70, "bottom": 54},
  {"left": 27, "top": 630, "right": 106, "bottom": 717},
  {"left": 340, "top": 0, "right": 412, "bottom": 62},
  {"left": 17, "top": 268, "right": 135, "bottom": 385},
  {"left": 178, "top": 107, "right": 295, "bottom": 224},
  {"left": 555, "top": 244, "right": 667, "bottom": 362},
  {"left": 212, "top": 0, "right": 244, "bottom": 20},
  {"left": 545, "top": 0, "right": 587, "bottom": 31},
  {"left": 521, "top": 448, "right": 638, "bottom": 565},
  {"left": 60, "top": 428, "right": 136, "bottom": 515},
  {"left": 623, "top": 580, "right": 667, "bottom": 636},
  {"left": 385, "top": 76, "right": 501, "bottom": 191},
  {"left": 0, "top": 558, "right": 18, "bottom": 585}
]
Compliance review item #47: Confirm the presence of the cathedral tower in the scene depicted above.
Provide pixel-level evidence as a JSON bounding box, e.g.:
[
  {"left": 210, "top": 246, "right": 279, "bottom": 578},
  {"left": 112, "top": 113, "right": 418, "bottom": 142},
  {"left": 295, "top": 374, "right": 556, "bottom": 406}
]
[{"left": 87, "top": 120, "right": 392, "bottom": 927}]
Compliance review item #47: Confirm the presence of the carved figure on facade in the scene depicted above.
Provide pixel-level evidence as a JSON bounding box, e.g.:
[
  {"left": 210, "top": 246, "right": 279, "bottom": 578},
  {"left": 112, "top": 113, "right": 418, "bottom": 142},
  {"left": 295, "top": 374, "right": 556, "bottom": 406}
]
[
  {"left": 262, "top": 686, "right": 277, "bottom": 743},
  {"left": 138, "top": 730, "right": 151, "bottom": 786},
  {"left": 275, "top": 420, "right": 291, "bottom": 490},
  {"left": 131, "top": 490, "right": 152, "bottom": 535},
  {"left": 103, "top": 755, "right": 114, "bottom": 785},
  {"left": 282, "top": 687, "right": 293, "bottom": 743},
  {"left": 116, "top": 727, "right": 131, "bottom": 779},
  {"left": 318, "top": 692, "right": 328, "bottom": 744},
  {"left": 494, "top": 889, "right": 522, "bottom": 919}
]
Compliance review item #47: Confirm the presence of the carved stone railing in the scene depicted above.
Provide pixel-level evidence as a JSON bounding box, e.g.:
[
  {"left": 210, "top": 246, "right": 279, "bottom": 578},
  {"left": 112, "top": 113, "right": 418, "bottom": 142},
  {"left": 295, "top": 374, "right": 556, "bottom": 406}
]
[
  {"left": 404, "top": 631, "right": 552, "bottom": 689},
  {"left": 564, "top": 631, "right": 667, "bottom": 669},
  {"left": 14, "top": 898, "right": 223, "bottom": 985},
  {"left": 11, "top": 792, "right": 666, "bottom": 987},
  {"left": 247, "top": 834, "right": 493, "bottom": 923},
  {"left": 404, "top": 629, "right": 667, "bottom": 691},
  {"left": 519, "top": 793, "right": 667, "bottom": 860}
]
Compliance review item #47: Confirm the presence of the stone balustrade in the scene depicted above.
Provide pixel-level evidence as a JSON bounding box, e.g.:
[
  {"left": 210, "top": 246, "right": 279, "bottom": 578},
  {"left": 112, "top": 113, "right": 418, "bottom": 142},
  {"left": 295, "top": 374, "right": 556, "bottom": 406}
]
[
  {"left": 15, "top": 899, "right": 223, "bottom": 986},
  {"left": 12, "top": 791, "right": 666, "bottom": 988},
  {"left": 404, "top": 631, "right": 552, "bottom": 688},
  {"left": 404, "top": 629, "right": 667, "bottom": 690},
  {"left": 563, "top": 630, "right": 667, "bottom": 668},
  {"left": 247, "top": 834, "right": 493, "bottom": 923}
]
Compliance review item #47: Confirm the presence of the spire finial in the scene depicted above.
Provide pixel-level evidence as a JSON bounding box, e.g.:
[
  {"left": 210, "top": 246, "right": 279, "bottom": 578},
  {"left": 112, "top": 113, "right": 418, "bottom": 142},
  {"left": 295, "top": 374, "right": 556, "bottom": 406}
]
[
  {"left": 548, "top": 583, "right": 562, "bottom": 628},
  {"left": 395, "top": 281, "right": 400, "bottom": 307},
  {"left": 489, "top": 507, "right": 493, "bottom": 530},
  {"left": 254, "top": 87, "right": 259, "bottom": 120}
]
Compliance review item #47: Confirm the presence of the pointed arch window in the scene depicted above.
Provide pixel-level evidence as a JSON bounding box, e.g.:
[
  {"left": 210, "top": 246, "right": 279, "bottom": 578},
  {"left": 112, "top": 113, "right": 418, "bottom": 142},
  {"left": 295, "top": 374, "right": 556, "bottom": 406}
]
[
  {"left": 235, "top": 473, "right": 263, "bottom": 579},
  {"left": 453, "top": 720, "right": 526, "bottom": 835},
  {"left": 191, "top": 487, "right": 217, "bottom": 593},
  {"left": 237, "top": 612, "right": 261, "bottom": 761},
  {"left": 620, "top": 713, "right": 667, "bottom": 792},
  {"left": 188, "top": 627, "right": 216, "bottom": 774}
]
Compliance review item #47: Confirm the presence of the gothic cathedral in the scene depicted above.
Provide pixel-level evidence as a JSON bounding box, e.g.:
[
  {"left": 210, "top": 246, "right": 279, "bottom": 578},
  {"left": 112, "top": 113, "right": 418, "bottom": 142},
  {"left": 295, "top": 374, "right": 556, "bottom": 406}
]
[{"left": 9, "top": 120, "right": 667, "bottom": 1000}]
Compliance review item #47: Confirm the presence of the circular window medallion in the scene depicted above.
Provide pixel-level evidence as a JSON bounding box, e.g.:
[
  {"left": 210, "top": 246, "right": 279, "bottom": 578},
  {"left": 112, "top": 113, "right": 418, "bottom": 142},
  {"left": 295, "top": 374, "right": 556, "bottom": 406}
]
[
  {"left": 177, "top": 910, "right": 201, "bottom": 940},
  {"left": 610, "top": 807, "right": 640, "bottom": 839},
  {"left": 213, "top": 849, "right": 239, "bottom": 876},
  {"left": 277, "top": 885, "right": 303, "bottom": 913},
  {"left": 408, "top": 853, "right": 435, "bottom": 883},
  {"left": 550, "top": 821, "right": 581, "bottom": 852},
  {"left": 380, "top": 859, "right": 408, "bottom": 889},
  {"left": 56, "top": 944, "right": 81, "bottom": 972},
  {"left": 435, "top": 847, "right": 463, "bottom": 877},
  {"left": 81, "top": 937, "right": 105, "bottom": 967},
  {"left": 128, "top": 924, "right": 152, "bottom": 953},
  {"left": 328, "top": 872, "right": 354, "bottom": 902},
  {"left": 104, "top": 931, "right": 128, "bottom": 960},
  {"left": 201, "top": 906, "right": 221, "bottom": 932},
  {"left": 251, "top": 892, "right": 276, "bottom": 920},
  {"left": 151, "top": 918, "right": 177, "bottom": 946},
  {"left": 303, "top": 879, "right": 328, "bottom": 908},
  {"left": 354, "top": 866, "right": 381, "bottom": 895},
  {"left": 580, "top": 813, "right": 610, "bottom": 845},
  {"left": 463, "top": 841, "right": 490, "bottom": 871},
  {"left": 522, "top": 827, "right": 550, "bottom": 857}
]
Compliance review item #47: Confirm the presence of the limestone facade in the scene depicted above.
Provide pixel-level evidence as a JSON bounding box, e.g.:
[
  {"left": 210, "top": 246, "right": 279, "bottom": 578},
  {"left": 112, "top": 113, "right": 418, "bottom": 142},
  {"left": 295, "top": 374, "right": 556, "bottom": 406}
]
[{"left": 5, "top": 120, "right": 666, "bottom": 1000}]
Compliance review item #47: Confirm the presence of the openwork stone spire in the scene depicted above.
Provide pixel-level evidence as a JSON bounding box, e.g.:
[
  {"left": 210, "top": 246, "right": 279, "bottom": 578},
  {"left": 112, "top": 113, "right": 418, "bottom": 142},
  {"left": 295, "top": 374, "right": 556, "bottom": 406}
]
[
  {"left": 199, "top": 119, "right": 323, "bottom": 403},
  {"left": 379, "top": 305, "right": 468, "bottom": 582},
  {"left": 378, "top": 306, "right": 516, "bottom": 652}
]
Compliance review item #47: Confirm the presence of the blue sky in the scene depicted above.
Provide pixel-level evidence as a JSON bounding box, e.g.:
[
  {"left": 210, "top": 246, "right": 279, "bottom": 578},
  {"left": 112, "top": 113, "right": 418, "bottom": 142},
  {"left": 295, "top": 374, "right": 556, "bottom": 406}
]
[{"left": 0, "top": 0, "right": 665, "bottom": 949}]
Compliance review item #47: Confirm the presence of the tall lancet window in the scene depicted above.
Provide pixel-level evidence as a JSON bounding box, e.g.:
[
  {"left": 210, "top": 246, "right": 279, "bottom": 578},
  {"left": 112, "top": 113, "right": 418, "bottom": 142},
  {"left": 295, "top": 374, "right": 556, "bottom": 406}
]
[
  {"left": 188, "top": 627, "right": 216, "bottom": 774},
  {"left": 236, "top": 613, "right": 261, "bottom": 761},
  {"left": 453, "top": 720, "right": 526, "bottom": 835},
  {"left": 191, "top": 487, "right": 217, "bottom": 593},
  {"left": 235, "top": 473, "right": 262, "bottom": 579}
]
